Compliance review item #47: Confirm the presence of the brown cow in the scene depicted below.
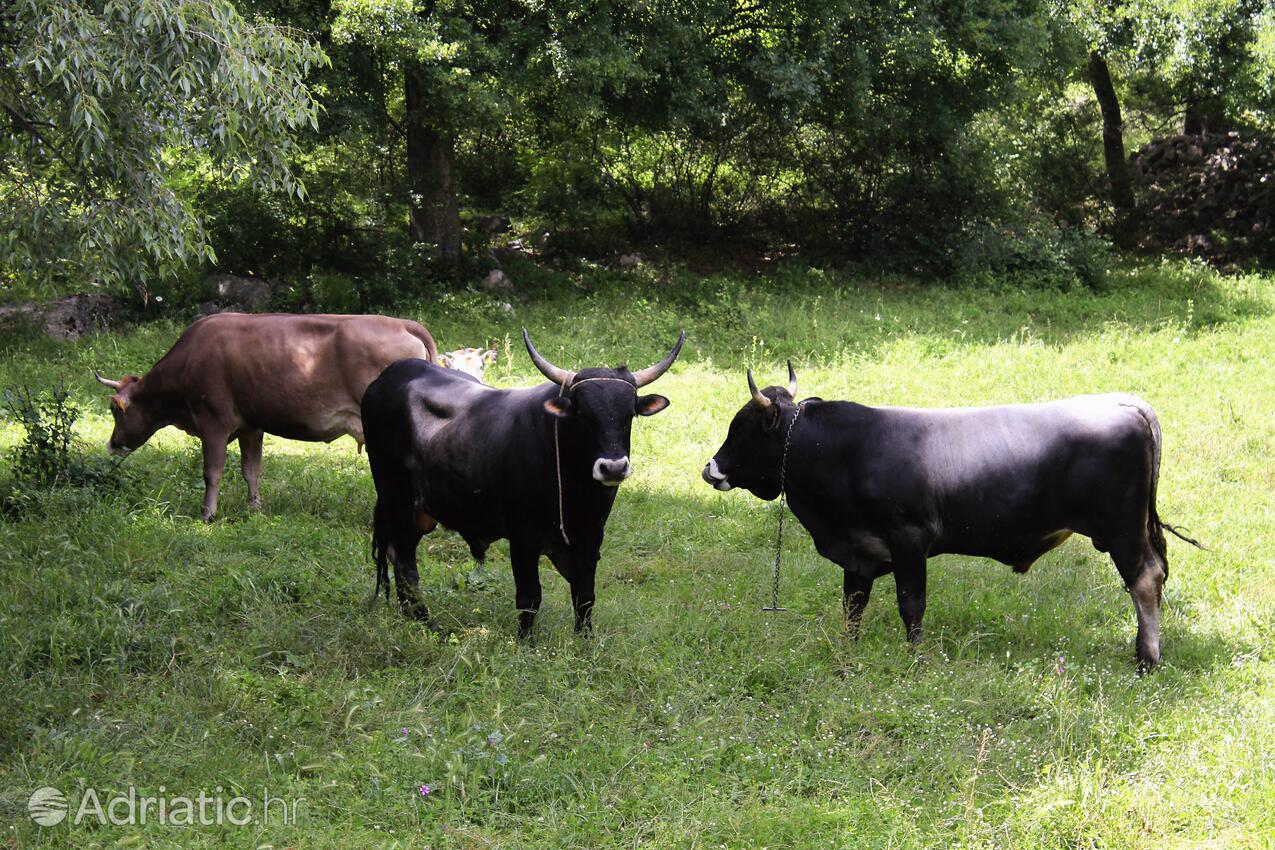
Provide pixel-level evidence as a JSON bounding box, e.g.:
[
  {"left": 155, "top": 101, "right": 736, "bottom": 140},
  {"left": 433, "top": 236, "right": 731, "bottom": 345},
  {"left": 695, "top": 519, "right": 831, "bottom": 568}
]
[{"left": 95, "top": 312, "right": 438, "bottom": 521}]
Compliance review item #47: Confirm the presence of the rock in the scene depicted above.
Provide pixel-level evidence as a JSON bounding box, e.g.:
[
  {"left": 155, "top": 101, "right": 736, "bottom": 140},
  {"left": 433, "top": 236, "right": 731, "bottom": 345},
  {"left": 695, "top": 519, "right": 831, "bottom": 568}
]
[
  {"left": 203, "top": 273, "right": 274, "bottom": 312},
  {"left": 471, "top": 215, "right": 510, "bottom": 234},
  {"left": 1130, "top": 132, "right": 1275, "bottom": 264},
  {"left": 481, "top": 269, "right": 513, "bottom": 293},
  {"left": 618, "top": 252, "right": 643, "bottom": 269},
  {"left": 0, "top": 293, "right": 120, "bottom": 341}
]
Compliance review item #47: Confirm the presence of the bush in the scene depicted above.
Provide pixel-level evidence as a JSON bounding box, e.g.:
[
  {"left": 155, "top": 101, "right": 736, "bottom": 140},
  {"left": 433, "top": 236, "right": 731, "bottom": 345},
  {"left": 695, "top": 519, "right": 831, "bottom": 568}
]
[
  {"left": 2, "top": 385, "right": 123, "bottom": 517},
  {"left": 955, "top": 219, "right": 1112, "bottom": 290}
]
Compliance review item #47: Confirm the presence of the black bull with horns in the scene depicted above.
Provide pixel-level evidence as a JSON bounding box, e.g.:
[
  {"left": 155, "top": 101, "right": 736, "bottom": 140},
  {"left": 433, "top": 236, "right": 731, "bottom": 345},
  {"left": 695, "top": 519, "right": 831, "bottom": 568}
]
[
  {"left": 702, "top": 364, "right": 1202, "bottom": 668},
  {"left": 362, "top": 329, "right": 685, "bottom": 637}
]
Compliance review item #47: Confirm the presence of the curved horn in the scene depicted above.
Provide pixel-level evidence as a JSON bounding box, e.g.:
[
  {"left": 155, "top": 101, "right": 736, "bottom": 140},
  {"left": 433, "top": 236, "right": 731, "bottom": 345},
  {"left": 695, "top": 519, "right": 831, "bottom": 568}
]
[
  {"left": 523, "top": 329, "right": 574, "bottom": 385},
  {"left": 95, "top": 371, "right": 122, "bottom": 390},
  {"left": 787, "top": 360, "right": 797, "bottom": 397},
  {"left": 747, "top": 369, "right": 771, "bottom": 408},
  {"left": 632, "top": 331, "right": 686, "bottom": 388}
]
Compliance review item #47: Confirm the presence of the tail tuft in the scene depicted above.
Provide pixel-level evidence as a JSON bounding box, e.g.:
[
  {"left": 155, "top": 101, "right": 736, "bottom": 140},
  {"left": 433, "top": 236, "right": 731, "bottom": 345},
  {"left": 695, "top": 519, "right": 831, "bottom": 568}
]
[
  {"left": 370, "top": 512, "right": 391, "bottom": 605},
  {"left": 1161, "top": 522, "right": 1207, "bottom": 550}
]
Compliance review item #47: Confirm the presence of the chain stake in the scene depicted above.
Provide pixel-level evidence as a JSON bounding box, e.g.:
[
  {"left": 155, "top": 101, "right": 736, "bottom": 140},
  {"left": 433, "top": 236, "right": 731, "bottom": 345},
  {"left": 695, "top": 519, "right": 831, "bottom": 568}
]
[{"left": 764, "top": 400, "right": 805, "bottom": 612}]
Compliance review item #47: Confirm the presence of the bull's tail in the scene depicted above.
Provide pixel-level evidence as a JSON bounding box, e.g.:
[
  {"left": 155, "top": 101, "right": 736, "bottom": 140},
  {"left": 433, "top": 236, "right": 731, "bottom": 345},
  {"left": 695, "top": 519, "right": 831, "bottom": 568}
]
[
  {"left": 370, "top": 500, "right": 392, "bottom": 606},
  {"left": 1122, "top": 398, "right": 1207, "bottom": 562}
]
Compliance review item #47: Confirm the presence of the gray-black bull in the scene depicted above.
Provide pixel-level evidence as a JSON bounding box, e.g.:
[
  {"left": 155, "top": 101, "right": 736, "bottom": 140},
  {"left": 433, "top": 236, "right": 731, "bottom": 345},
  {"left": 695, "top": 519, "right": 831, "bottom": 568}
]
[
  {"left": 702, "top": 365, "right": 1201, "bottom": 667},
  {"left": 362, "top": 329, "right": 684, "bottom": 638}
]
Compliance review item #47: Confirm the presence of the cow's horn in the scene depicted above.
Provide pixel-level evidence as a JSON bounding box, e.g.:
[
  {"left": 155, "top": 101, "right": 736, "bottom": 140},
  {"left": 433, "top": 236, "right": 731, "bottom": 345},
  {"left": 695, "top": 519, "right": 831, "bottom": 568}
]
[
  {"left": 523, "top": 329, "right": 575, "bottom": 385},
  {"left": 747, "top": 370, "right": 771, "bottom": 408},
  {"left": 94, "top": 371, "right": 122, "bottom": 390},
  {"left": 632, "top": 331, "right": 686, "bottom": 387},
  {"left": 787, "top": 360, "right": 797, "bottom": 397}
]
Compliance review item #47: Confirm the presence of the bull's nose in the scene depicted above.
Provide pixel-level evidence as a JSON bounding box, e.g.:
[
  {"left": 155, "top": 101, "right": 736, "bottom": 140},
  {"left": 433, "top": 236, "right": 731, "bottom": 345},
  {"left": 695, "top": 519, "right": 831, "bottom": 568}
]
[
  {"left": 703, "top": 458, "right": 732, "bottom": 490},
  {"left": 106, "top": 440, "right": 130, "bottom": 457},
  {"left": 592, "top": 456, "right": 631, "bottom": 486}
]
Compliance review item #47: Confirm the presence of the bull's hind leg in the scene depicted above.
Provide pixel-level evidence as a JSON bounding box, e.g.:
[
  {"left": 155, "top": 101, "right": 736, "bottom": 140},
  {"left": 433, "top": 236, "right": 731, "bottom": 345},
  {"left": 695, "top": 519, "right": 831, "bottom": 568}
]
[
  {"left": 842, "top": 569, "right": 877, "bottom": 636},
  {"left": 239, "top": 430, "right": 264, "bottom": 510},
  {"left": 375, "top": 507, "right": 428, "bottom": 622},
  {"left": 888, "top": 538, "right": 929, "bottom": 643},
  {"left": 388, "top": 529, "right": 429, "bottom": 622},
  {"left": 1110, "top": 535, "right": 1167, "bottom": 669}
]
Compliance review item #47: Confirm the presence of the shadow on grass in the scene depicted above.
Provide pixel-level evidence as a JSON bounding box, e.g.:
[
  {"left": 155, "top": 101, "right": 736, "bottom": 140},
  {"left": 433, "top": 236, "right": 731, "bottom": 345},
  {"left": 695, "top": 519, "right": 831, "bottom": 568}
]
[{"left": 57, "top": 443, "right": 1244, "bottom": 680}]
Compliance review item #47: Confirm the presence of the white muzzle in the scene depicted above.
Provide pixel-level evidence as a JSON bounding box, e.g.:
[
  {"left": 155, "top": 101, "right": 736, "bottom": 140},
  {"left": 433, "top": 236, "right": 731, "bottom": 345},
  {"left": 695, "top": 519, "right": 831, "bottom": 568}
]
[
  {"left": 592, "top": 455, "right": 631, "bottom": 486},
  {"left": 703, "top": 458, "right": 732, "bottom": 491}
]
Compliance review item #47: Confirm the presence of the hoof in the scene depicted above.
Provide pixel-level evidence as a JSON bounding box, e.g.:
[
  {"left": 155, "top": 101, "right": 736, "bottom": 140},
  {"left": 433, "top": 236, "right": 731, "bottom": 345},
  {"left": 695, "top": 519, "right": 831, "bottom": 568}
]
[{"left": 400, "top": 601, "right": 432, "bottom": 623}]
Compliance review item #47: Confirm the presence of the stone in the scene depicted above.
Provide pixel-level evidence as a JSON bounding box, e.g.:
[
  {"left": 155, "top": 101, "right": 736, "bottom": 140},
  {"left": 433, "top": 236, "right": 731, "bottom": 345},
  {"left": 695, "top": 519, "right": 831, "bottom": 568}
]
[
  {"left": 203, "top": 274, "right": 273, "bottom": 312},
  {"left": 0, "top": 293, "right": 120, "bottom": 341},
  {"left": 471, "top": 215, "right": 511, "bottom": 234},
  {"left": 481, "top": 269, "right": 514, "bottom": 293}
]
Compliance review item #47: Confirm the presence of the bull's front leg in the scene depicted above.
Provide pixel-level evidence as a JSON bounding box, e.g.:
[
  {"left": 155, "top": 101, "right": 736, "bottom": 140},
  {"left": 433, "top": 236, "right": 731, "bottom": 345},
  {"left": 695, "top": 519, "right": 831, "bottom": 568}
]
[
  {"left": 200, "top": 434, "right": 230, "bottom": 522},
  {"left": 569, "top": 562, "right": 597, "bottom": 634},
  {"left": 548, "top": 548, "right": 599, "bottom": 634},
  {"left": 510, "top": 541, "right": 542, "bottom": 640}
]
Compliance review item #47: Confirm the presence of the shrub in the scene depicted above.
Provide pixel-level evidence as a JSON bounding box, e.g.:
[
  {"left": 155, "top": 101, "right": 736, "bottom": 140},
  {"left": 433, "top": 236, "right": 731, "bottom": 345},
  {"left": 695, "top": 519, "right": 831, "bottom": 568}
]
[
  {"left": 955, "top": 219, "right": 1112, "bottom": 290},
  {"left": 1, "top": 385, "right": 123, "bottom": 517}
]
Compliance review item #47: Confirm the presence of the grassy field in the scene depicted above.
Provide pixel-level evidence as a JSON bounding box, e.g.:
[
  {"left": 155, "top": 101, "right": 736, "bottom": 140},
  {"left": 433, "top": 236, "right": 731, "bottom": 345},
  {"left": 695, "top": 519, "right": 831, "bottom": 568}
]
[{"left": 0, "top": 260, "right": 1272, "bottom": 848}]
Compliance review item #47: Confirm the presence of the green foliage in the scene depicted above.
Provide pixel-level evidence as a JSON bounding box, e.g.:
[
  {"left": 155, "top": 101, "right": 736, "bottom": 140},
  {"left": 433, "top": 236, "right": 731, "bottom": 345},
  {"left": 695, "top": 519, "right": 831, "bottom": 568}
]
[
  {"left": 5, "top": 0, "right": 1274, "bottom": 293},
  {"left": 1, "top": 383, "right": 121, "bottom": 516},
  {"left": 957, "top": 219, "right": 1113, "bottom": 290},
  {"left": 3, "top": 384, "right": 76, "bottom": 489},
  {"left": 0, "top": 0, "right": 325, "bottom": 295}
]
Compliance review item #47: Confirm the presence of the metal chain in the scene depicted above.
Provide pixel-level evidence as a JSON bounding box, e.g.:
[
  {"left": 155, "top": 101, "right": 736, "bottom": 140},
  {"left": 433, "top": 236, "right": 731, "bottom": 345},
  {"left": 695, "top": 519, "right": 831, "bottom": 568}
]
[
  {"left": 764, "top": 401, "right": 805, "bottom": 612},
  {"left": 554, "top": 382, "right": 571, "bottom": 546}
]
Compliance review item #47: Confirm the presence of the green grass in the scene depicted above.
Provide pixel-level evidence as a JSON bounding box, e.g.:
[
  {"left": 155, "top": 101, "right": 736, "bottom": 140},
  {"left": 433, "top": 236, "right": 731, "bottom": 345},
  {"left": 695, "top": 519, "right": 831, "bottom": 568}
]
[{"left": 1, "top": 259, "right": 1273, "bottom": 848}]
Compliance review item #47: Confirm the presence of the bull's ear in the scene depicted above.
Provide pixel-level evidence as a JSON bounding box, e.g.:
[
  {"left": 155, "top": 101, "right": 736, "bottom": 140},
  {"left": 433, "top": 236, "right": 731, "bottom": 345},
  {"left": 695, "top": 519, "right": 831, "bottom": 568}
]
[
  {"left": 635, "top": 394, "right": 669, "bottom": 416},
  {"left": 482, "top": 349, "right": 498, "bottom": 365},
  {"left": 439, "top": 354, "right": 454, "bottom": 368},
  {"left": 543, "top": 396, "right": 573, "bottom": 418}
]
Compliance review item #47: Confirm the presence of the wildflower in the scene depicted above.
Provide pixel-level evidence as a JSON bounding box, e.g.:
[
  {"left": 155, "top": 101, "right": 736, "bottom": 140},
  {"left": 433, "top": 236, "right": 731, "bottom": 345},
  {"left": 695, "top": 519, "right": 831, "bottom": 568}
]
[
  {"left": 419, "top": 784, "right": 431, "bottom": 797},
  {"left": 401, "top": 727, "right": 410, "bottom": 737}
]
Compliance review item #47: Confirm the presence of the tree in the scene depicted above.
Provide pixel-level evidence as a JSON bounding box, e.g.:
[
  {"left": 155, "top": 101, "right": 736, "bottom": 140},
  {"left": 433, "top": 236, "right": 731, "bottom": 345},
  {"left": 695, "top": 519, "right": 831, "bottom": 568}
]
[
  {"left": 0, "top": 0, "right": 324, "bottom": 296},
  {"left": 332, "top": 0, "right": 519, "bottom": 273},
  {"left": 1087, "top": 51, "right": 1135, "bottom": 225}
]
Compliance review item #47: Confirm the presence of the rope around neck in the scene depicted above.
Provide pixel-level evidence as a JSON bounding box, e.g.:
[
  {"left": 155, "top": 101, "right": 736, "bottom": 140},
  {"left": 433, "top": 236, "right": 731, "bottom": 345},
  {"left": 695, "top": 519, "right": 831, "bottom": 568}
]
[
  {"left": 552, "top": 376, "right": 639, "bottom": 545},
  {"left": 765, "top": 401, "right": 806, "bottom": 612}
]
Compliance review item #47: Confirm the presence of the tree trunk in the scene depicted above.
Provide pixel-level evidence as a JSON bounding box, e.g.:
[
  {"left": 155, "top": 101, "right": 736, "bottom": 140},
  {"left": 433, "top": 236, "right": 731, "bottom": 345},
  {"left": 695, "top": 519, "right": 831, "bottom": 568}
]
[
  {"left": 1087, "top": 51, "right": 1135, "bottom": 230},
  {"left": 1183, "top": 94, "right": 1228, "bottom": 136},
  {"left": 404, "top": 62, "right": 462, "bottom": 271}
]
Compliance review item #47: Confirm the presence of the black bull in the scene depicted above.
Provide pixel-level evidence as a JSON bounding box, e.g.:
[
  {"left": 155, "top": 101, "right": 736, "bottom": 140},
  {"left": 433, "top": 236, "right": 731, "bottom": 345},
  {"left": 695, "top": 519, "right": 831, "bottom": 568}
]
[
  {"left": 703, "top": 367, "right": 1201, "bottom": 667},
  {"left": 362, "top": 330, "right": 684, "bottom": 637}
]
